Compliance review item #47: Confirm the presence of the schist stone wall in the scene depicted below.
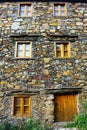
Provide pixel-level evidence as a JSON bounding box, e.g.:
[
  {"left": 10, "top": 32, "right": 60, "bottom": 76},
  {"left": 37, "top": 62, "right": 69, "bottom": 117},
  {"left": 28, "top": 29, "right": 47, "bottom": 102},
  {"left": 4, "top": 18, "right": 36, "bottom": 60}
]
[{"left": 0, "top": 1, "right": 87, "bottom": 128}]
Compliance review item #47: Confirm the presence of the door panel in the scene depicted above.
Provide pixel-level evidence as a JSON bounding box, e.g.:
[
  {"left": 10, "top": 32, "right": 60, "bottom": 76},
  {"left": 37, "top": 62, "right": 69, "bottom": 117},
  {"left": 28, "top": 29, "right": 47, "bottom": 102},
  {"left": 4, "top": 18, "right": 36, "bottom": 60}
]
[{"left": 54, "top": 94, "right": 77, "bottom": 122}]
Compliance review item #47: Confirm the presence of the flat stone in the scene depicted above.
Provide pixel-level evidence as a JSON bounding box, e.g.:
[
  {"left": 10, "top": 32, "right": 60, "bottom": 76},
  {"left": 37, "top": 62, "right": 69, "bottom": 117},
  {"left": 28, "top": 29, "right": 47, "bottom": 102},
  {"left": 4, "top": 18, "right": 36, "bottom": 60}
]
[
  {"left": 0, "top": 61, "right": 4, "bottom": 66},
  {"left": 11, "top": 22, "right": 20, "bottom": 29},
  {"left": 75, "top": 60, "right": 79, "bottom": 63},
  {"left": 44, "top": 58, "right": 50, "bottom": 63},
  {"left": 42, "top": 23, "right": 49, "bottom": 30},
  {"left": 62, "top": 66, "right": 67, "bottom": 70},
  {"left": 23, "top": 71, "right": 28, "bottom": 76},
  {"left": 76, "top": 22, "right": 83, "bottom": 25},
  {"left": 14, "top": 18, "right": 23, "bottom": 22},
  {"left": 82, "top": 54, "right": 87, "bottom": 59},
  {"left": 0, "top": 92, "right": 3, "bottom": 97},
  {"left": 65, "top": 77, "right": 72, "bottom": 81},
  {"left": 0, "top": 21, "right": 2, "bottom": 27},
  {"left": 0, "top": 81, "right": 7, "bottom": 85},
  {"left": 56, "top": 73, "right": 62, "bottom": 78},
  {"left": 43, "top": 69, "right": 49, "bottom": 75}
]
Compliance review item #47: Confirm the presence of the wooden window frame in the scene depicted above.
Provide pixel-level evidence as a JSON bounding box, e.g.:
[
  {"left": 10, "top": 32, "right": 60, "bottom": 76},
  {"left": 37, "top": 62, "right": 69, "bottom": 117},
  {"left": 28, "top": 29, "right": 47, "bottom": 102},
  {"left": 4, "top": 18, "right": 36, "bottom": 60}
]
[
  {"left": 53, "top": 3, "right": 67, "bottom": 16},
  {"left": 15, "top": 41, "right": 32, "bottom": 58},
  {"left": 54, "top": 42, "right": 70, "bottom": 58},
  {"left": 18, "top": 3, "right": 32, "bottom": 17},
  {"left": 13, "top": 95, "right": 31, "bottom": 117}
]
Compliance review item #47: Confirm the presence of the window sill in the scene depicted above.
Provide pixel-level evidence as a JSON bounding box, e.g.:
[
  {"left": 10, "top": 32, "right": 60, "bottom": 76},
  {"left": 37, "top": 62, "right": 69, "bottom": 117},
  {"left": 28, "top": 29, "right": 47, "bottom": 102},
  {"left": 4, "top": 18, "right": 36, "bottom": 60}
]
[
  {"left": 12, "top": 57, "right": 35, "bottom": 60},
  {"left": 12, "top": 115, "right": 31, "bottom": 118},
  {"left": 53, "top": 16, "right": 68, "bottom": 19},
  {"left": 53, "top": 57, "right": 76, "bottom": 61},
  {"left": 53, "top": 57, "right": 71, "bottom": 60},
  {"left": 17, "top": 16, "right": 32, "bottom": 18}
]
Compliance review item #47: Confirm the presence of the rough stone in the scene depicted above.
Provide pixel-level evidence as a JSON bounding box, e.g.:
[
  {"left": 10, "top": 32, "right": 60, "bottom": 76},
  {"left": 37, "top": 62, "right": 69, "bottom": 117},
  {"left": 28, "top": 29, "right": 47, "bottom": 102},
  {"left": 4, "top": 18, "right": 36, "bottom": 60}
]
[
  {"left": 43, "top": 69, "right": 49, "bottom": 75},
  {"left": 44, "top": 58, "right": 50, "bottom": 63},
  {"left": 0, "top": 61, "right": 4, "bottom": 66},
  {"left": 11, "top": 22, "right": 20, "bottom": 29},
  {"left": 82, "top": 54, "right": 87, "bottom": 59}
]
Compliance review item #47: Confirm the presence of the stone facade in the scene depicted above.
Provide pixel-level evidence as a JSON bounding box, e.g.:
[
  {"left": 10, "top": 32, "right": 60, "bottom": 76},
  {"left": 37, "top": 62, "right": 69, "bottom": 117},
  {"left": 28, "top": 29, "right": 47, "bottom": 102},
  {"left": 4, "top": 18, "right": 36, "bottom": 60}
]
[{"left": 0, "top": 1, "right": 87, "bottom": 129}]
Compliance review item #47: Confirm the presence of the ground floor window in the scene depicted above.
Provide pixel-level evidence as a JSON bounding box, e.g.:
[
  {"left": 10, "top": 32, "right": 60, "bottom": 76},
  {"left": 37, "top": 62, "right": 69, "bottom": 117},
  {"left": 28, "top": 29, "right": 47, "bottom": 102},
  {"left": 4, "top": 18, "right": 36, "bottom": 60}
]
[
  {"left": 13, "top": 95, "right": 31, "bottom": 117},
  {"left": 54, "top": 93, "right": 77, "bottom": 122}
]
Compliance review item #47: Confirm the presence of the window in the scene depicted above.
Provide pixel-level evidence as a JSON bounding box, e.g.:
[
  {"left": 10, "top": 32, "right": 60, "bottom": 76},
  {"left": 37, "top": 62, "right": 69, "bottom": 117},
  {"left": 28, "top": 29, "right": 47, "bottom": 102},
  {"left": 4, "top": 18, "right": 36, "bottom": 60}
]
[
  {"left": 19, "top": 4, "right": 32, "bottom": 17},
  {"left": 54, "top": 42, "right": 70, "bottom": 58},
  {"left": 54, "top": 3, "right": 67, "bottom": 16},
  {"left": 54, "top": 94, "right": 77, "bottom": 122},
  {"left": 15, "top": 42, "right": 32, "bottom": 58},
  {"left": 13, "top": 95, "right": 31, "bottom": 117}
]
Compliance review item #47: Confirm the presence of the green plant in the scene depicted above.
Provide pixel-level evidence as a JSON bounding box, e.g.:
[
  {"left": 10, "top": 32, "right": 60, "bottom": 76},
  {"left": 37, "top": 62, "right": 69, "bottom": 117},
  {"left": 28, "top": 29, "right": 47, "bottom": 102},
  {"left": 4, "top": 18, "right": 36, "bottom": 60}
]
[
  {"left": 66, "top": 101, "right": 87, "bottom": 130},
  {"left": 74, "top": 112, "right": 87, "bottom": 130},
  {"left": 0, "top": 122, "right": 9, "bottom": 130},
  {"left": 0, "top": 118, "right": 49, "bottom": 130},
  {"left": 66, "top": 122, "right": 75, "bottom": 128},
  {"left": 9, "top": 125, "right": 17, "bottom": 130},
  {"left": 0, "top": 121, "right": 17, "bottom": 130},
  {"left": 20, "top": 118, "right": 47, "bottom": 130}
]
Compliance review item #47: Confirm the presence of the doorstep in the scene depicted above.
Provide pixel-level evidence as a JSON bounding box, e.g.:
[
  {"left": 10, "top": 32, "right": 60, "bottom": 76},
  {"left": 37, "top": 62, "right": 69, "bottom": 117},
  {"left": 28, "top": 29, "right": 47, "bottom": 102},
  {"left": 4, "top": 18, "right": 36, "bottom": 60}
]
[{"left": 52, "top": 128, "right": 78, "bottom": 130}]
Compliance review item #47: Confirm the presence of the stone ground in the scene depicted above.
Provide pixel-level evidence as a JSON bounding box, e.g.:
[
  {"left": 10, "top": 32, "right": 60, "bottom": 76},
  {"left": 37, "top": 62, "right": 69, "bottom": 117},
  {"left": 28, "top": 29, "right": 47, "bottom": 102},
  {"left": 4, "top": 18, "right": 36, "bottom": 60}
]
[{"left": 53, "top": 128, "right": 78, "bottom": 130}]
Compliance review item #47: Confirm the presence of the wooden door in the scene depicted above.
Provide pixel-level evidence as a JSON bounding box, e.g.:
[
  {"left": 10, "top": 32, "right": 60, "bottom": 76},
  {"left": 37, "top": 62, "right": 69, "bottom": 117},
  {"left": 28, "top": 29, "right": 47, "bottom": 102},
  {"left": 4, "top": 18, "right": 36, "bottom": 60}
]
[{"left": 54, "top": 94, "right": 77, "bottom": 122}]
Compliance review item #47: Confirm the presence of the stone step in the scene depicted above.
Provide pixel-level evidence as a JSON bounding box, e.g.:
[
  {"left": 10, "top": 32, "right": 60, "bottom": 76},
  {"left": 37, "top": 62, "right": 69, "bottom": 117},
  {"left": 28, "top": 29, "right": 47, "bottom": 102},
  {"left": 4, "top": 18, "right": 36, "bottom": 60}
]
[{"left": 52, "top": 128, "right": 78, "bottom": 130}]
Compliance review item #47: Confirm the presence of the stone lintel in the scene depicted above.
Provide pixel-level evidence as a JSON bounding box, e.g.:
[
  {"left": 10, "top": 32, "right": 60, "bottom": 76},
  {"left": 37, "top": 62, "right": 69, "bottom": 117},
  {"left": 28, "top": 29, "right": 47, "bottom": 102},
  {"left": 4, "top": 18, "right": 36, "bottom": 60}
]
[
  {"left": 46, "top": 87, "right": 82, "bottom": 94},
  {"left": 47, "top": 33, "right": 78, "bottom": 38},
  {"left": 6, "top": 90, "right": 39, "bottom": 96},
  {"left": 0, "top": 0, "right": 87, "bottom": 3},
  {"left": 10, "top": 33, "right": 40, "bottom": 37}
]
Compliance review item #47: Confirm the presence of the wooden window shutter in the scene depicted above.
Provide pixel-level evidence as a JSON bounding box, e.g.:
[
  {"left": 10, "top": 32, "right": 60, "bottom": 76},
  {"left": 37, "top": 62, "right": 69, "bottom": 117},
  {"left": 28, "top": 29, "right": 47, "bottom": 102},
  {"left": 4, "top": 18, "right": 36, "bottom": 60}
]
[{"left": 13, "top": 96, "right": 31, "bottom": 117}]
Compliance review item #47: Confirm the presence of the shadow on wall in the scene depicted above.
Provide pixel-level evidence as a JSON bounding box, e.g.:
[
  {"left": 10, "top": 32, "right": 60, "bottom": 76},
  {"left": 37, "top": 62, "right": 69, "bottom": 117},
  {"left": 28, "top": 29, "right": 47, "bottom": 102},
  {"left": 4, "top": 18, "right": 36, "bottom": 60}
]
[{"left": 0, "top": 0, "right": 87, "bottom": 3}]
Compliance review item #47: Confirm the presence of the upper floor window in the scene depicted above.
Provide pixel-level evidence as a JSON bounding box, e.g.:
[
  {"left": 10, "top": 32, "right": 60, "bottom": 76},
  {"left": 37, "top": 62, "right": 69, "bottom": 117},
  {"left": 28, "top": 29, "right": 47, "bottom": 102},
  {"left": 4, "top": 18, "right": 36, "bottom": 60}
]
[
  {"left": 54, "top": 42, "right": 70, "bottom": 58},
  {"left": 54, "top": 3, "right": 67, "bottom": 16},
  {"left": 13, "top": 95, "right": 31, "bottom": 117},
  {"left": 19, "top": 4, "right": 32, "bottom": 17},
  {"left": 15, "top": 41, "right": 32, "bottom": 58}
]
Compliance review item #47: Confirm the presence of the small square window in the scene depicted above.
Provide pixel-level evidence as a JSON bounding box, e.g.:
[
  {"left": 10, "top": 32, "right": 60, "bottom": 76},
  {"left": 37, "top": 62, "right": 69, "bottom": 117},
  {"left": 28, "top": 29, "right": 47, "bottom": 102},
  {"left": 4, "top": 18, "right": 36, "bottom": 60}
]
[
  {"left": 19, "top": 4, "right": 32, "bottom": 17},
  {"left": 13, "top": 95, "right": 31, "bottom": 117},
  {"left": 54, "top": 42, "right": 70, "bottom": 58},
  {"left": 15, "top": 42, "right": 32, "bottom": 58},
  {"left": 54, "top": 3, "right": 67, "bottom": 16}
]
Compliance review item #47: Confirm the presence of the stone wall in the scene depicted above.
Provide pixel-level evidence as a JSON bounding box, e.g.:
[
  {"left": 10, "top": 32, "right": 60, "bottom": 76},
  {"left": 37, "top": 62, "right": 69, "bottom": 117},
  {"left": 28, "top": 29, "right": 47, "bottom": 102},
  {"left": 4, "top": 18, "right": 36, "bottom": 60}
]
[{"left": 0, "top": 1, "right": 87, "bottom": 127}]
